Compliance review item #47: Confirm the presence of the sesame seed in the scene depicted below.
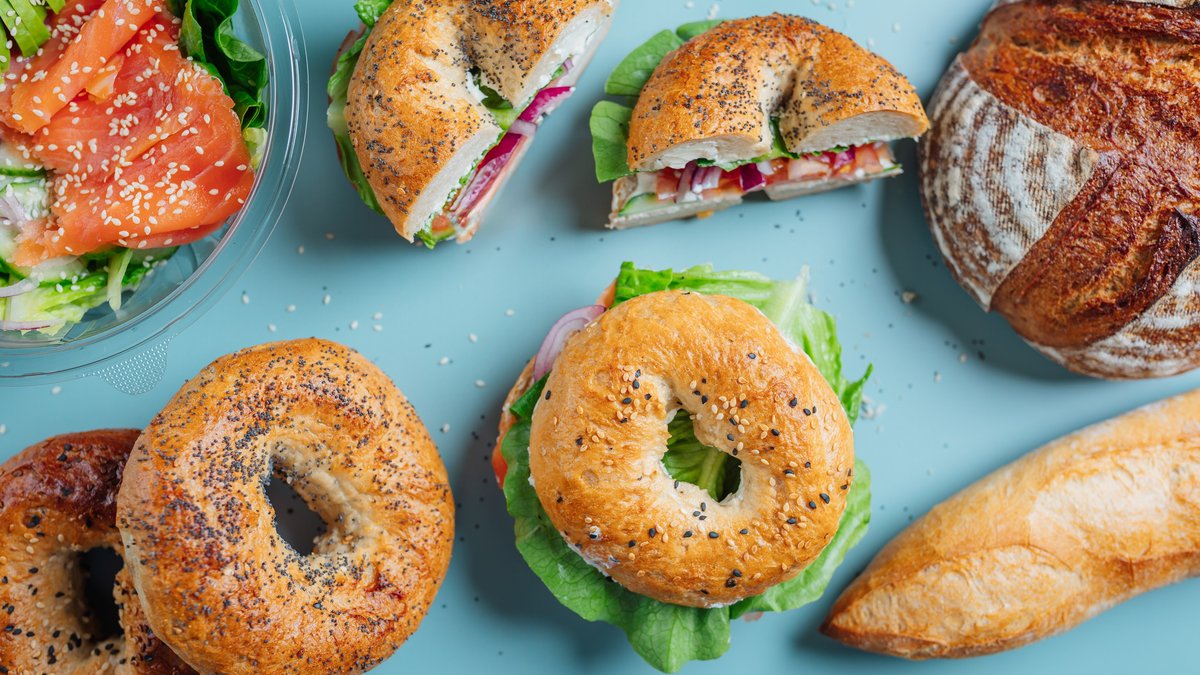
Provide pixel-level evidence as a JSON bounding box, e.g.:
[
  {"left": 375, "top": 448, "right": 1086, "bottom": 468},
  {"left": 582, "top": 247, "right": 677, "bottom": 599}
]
[{"left": 708, "top": 531, "right": 719, "bottom": 539}]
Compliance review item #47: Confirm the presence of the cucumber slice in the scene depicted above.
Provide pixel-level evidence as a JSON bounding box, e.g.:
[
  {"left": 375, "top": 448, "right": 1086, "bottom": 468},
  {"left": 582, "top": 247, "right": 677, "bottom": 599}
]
[
  {"left": 0, "top": 28, "right": 9, "bottom": 73},
  {"left": 619, "top": 192, "right": 667, "bottom": 216},
  {"left": 3, "top": 0, "right": 50, "bottom": 57},
  {"left": 45, "top": 0, "right": 65, "bottom": 12}
]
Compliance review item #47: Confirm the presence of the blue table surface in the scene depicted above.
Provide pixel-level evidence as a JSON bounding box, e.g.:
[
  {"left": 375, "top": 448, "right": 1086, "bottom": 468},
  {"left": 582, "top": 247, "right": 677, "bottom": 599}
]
[{"left": 3, "top": 0, "right": 1197, "bottom": 673}]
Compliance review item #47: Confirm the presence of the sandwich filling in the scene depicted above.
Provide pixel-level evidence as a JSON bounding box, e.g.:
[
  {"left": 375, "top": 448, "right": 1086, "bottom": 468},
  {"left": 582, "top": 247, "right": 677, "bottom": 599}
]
[
  {"left": 590, "top": 19, "right": 906, "bottom": 224},
  {"left": 494, "top": 262, "right": 872, "bottom": 673}
]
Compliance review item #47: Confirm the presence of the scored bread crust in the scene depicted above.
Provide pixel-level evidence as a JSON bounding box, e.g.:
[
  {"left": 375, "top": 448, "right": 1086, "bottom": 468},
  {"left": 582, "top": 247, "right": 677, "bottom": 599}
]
[
  {"left": 346, "top": 0, "right": 614, "bottom": 241},
  {"left": 528, "top": 291, "right": 854, "bottom": 608},
  {"left": 822, "top": 389, "right": 1200, "bottom": 659},
  {"left": 920, "top": 0, "right": 1200, "bottom": 379},
  {"left": 627, "top": 14, "right": 928, "bottom": 172}
]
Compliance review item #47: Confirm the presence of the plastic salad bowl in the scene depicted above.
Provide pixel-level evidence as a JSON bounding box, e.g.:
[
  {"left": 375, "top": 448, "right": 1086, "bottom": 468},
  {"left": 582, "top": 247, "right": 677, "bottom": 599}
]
[{"left": 0, "top": 0, "right": 307, "bottom": 391}]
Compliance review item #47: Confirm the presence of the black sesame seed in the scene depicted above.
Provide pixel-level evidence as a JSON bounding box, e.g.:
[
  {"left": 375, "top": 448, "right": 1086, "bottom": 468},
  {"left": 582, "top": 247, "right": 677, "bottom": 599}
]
[
  {"left": 649, "top": 528, "right": 657, "bottom": 538},
  {"left": 784, "top": 469, "right": 795, "bottom": 476},
  {"left": 622, "top": 397, "right": 632, "bottom": 405},
  {"left": 699, "top": 515, "right": 707, "bottom": 521},
  {"left": 701, "top": 395, "right": 709, "bottom": 403},
  {"left": 725, "top": 578, "right": 738, "bottom": 588},
  {"left": 820, "top": 493, "right": 831, "bottom": 504},
  {"left": 805, "top": 461, "right": 811, "bottom": 468},
  {"left": 683, "top": 530, "right": 694, "bottom": 538},
  {"left": 544, "top": 390, "right": 552, "bottom": 400},
  {"left": 575, "top": 437, "right": 583, "bottom": 446},
  {"left": 740, "top": 528, "right": 749, "bottom": 535},
  {"left": 645, "top": 394, "right": 652, "bottom": 400},
  {"left": 803, "top": 408, "right": 812, "bottom": 416},
  {"left": 701, "top": 502, "right": 707, "bottom": 511},
  {"left": 693, "top": 511, "right": 701, "bottom": 517},
  {"left": 770, "top": 429, "right": 780, "bottom": 436},
  {"left": 708, "top": 531, "right": 719, "bottom": 538},
  {"left": 739, "top": 399, "right": 749, "bottom": 409},
  {"left": 620, "top": 418, "right": 629, "bottom": 424},
  {"left": 674, "top": 480, "right": 680, "bottom": 489},
  {"left": 727, "top": 434, "right": 735, "bottom": 441},
  {"left": 748, "top": 353, "right": 757, "bottom": 360},
  {"left": 789, "top": 398, "right": 798, "bottom": 408},
  {"left": 588, "top": 532, "right": 599, "bottom": 540},
  {"left": 808, "top": 501, "right": 818, "bottom": 510},
  {"left": 787, "top": 517, "right": 798, "bottom": 525},
  {"left": 628, "top": 541, "right": 637, "bottom": 548},
  {"left": 632, "top": 380, "right": 640, "bottom": 389},
  {"left": 732, "top": 569, "right": 743, "bottom": 577}
]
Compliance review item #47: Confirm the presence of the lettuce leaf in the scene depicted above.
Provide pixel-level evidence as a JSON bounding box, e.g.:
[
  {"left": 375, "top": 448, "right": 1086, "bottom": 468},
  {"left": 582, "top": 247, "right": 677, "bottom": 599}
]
[
  {"left": 500, "top": 263, "right": 872, "bottom": 672},
  {"left": 675, "top": 19, "right": 724, "bottom": 42},
  {"left": 604, "top": 29, "right": 683, "bottom": 98},
  {"left": 589, "top": 101, "right": 635, "bottom": 182}
]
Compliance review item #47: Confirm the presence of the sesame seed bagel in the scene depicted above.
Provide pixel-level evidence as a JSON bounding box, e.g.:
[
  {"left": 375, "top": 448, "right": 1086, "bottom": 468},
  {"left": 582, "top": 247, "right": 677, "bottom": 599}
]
[
  {"left": 116, "top": 339, "right": 454, "bottom": 674},
  {"left": 528, "top": 291, "right": 855, "bottom": 608},
  {"left": 345, "top": 0, "right": 615, "bottom": 241},
  {"left": 0, "top": 430, "right": 193, "bottom": 674},
  {"left": 628, "top": 14, "right": 928, "bottom": 171}
]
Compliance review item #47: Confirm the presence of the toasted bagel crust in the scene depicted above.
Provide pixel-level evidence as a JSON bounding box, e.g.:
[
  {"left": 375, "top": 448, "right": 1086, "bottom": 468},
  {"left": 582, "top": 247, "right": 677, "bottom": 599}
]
[
  {"left": 628, "top": 14, "right": 928, "bottom": 171},
  {"left": 0, "top": 431, "right": 193, "bottom": 674},
  {"left": 117, "top": 339, "right": 454, "bottom": 674},
  {"left": 346, "top": 0, "right": 613, "bottom": 241},
  {"left": 528, "top": 291, "right": 854, "bottom": 608}
]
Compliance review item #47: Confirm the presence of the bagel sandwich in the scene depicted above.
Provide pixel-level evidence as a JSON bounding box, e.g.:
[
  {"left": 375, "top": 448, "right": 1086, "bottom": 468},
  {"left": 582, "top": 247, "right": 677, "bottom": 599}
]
[
  {"left": 492, "top": 262, "right": 873, "bottom": 672},
  {"left": 328, "top": 0, "right": 616, "bottom": 247},
  {"left": 591, "top": 15, "right": 929, "bottom": 229}
]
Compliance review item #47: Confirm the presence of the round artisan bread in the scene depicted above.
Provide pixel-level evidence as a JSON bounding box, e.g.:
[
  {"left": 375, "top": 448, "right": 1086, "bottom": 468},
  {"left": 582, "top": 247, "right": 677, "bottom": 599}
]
[
  {"left": 628, "top": 14, "right": 928, "bottom": 172},
  {"left": 346, "top": 0, "right": 614, "bottom": 241},
  {"left": 527, "top": 291, "right": 855, "bottom": 608},
  {"left": 116, "top": 339, "right": 454, "bottom": 674},
  {"left": 921, "top": 0, "right": 1200, "bottom": 379}
]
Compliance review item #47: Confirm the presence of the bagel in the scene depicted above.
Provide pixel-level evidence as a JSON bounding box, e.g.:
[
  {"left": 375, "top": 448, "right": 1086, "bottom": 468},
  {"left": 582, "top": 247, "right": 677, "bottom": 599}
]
[
  {"left": 116, "top": 339, "right": 454, "bottom": 674},
  {"left": 920, "top": 0, "right": 1200, "bottom": 379},
  {"left": 591, "top": 14, "right": 928, "bottom": 229},
  {"left": 336, "top": 0, "right": 615, "bottom": 245},
  {"left": 528, "top": 291, "right": 854, "bottom": 608},
  {"left": 0, "top": 430, "right": 192, "bottom": 674}
]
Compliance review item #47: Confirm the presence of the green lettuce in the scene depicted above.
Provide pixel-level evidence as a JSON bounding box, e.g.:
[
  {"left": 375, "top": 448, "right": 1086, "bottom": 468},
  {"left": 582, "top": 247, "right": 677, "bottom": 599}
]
[
  {"left": 499, "top": 263, "right": 871, "bottom": 672},
  {"left": 590, "top": 101, "right": 634, "bottom": 182}
]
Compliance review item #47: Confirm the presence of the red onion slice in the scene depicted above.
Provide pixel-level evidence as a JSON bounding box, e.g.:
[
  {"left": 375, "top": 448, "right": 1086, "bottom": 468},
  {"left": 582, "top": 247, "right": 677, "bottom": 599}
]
[
  {"left": 0, "top": 277, "right": 35, "bottom": 298},
  {"left": 676, "top": 162, "right": 698, "bottom": 203},
  {"left": 518, "top": 86, "right": 574, "bottom": 124},
  {"left": 829, "top": 147, "right": 856, "bottom": 171},
  {"left": 451, "top": 133, "right": 524, "bottom": 215},
  {"left": 0, "top": 319, "right": 62, "bottom": 332},
  {"left": 533, "top": 304, "right": 606, "bottom": 379},
  {"left": 739, "top": 163, "right": 766, "bottom": 192},
  {"left": 508, "top": 119, "right": 538, "bottom": 137}
]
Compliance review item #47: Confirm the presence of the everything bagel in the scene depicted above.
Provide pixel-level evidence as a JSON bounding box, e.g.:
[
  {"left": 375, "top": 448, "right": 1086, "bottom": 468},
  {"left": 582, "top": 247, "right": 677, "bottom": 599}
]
[
  {"left": 0, "top": 431, "right": 192, "bottom": 674},
  {"left": 343, "top": 0, "right": 614, "bottom": 243},
  {"left": 529, "top": 291, "right": 855, "bottom": 608},
  {"left": 116, "top": 339, "right": 454, "bottom": 674}
]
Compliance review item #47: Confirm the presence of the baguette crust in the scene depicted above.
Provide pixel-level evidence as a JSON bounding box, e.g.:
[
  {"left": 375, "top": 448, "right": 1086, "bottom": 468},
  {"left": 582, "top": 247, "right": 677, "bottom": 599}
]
[
  {"left": 921, "top": 0, "right": 1200, "bottom": 378},
  {"left": 346, "top": 0, "right": 613, "bottom": 240},
  {"left": 823, "top": 389, "right": 1200, "bottom": 659},
  {"left": 627, "top": 15, "right": 927, "bottom": 171},
  {"left": 529, "top": 291, "right": 854, "bottom": 608}
]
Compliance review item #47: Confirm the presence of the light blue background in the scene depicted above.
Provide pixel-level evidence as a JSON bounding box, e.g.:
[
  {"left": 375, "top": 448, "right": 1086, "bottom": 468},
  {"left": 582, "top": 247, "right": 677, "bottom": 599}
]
[{"left": 3, "top": 0, "right": 1198, "bottom": 673}]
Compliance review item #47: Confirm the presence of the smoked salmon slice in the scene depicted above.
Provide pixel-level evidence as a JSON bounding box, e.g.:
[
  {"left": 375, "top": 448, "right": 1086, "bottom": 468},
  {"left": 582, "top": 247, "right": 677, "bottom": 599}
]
[
  {"left": 1, "top": 4, "right": 254, "bottom": 265},
  {"left": 4, "top": 0, "right": 157, "bottom": 134}
]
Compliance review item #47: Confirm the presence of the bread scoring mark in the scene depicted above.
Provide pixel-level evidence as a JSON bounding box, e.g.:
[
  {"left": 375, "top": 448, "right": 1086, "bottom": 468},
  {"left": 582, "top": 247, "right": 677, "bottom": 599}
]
[
  {"left": 921, "top": 57, "right": 1099, "bottom": 309},
  {"left": 1033, "top": 255, "right": 1200, "bottom": 379}
]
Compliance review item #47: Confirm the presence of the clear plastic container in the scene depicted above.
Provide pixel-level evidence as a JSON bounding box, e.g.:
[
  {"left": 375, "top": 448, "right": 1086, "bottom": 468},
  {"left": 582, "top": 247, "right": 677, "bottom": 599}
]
[{"left": 0, "top": 0, "right": 307, "bottom": 392}]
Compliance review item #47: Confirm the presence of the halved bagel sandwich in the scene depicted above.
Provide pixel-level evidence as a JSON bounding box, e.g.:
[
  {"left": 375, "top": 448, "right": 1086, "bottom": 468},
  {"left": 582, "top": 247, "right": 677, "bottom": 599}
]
[
  {"left": 328, "top": 0, "right": 616, "bottom": 247},
  {"left": 591, "top": 15, "right": 930, "bottom": 229},
  {"left": 492, "top": 262, "right": 873, "bottom": 672}
]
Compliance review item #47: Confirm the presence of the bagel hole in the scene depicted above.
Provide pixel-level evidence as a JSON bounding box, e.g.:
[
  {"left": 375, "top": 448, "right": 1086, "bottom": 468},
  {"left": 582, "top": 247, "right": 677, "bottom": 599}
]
[
  {"left": 78, "top": 547, "right": 124, "bottom": 642},
  {"left": 663, "top": 411, "right": 743, "bottom": 501},
  {"left": 266, "top": 473, "right": 327, "bottom": 556}
]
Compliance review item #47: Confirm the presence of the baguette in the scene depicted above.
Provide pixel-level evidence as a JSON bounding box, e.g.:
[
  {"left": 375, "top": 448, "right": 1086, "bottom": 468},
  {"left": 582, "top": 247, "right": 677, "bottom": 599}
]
[{"left": 822, "top": 389, "right": 1200, "bottom": 659}]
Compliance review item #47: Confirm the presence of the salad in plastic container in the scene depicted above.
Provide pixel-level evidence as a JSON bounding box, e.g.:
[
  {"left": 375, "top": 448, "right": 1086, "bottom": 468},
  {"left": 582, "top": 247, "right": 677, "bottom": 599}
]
[{"left": 0, "top": 0, "right": 306, "bottom": 387}]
